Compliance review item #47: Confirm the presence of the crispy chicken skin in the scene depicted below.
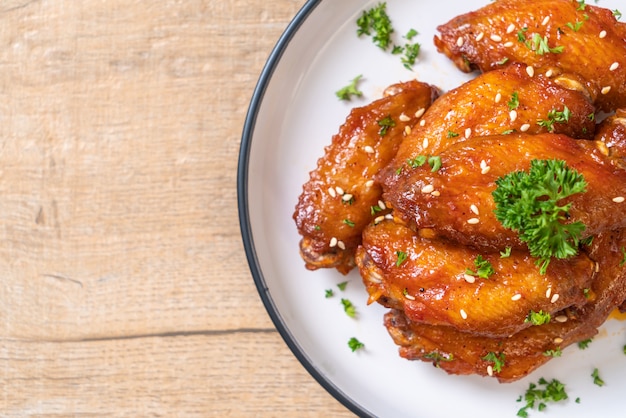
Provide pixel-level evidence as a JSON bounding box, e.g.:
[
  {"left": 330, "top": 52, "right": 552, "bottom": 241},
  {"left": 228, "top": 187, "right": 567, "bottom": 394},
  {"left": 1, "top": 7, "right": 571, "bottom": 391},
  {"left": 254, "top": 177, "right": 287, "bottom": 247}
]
[
  {"left": 383, "top": 228, "right": 626, "bottom": 382},
  {"left": 384, "top": 133, "right": 626, "bottom": 250},
  {"left": 434, "top": 0, "right": 626, "bottom": 112},
  {"left": 356, "top": 220, "right": 594, "bottom": 338},
  {"left": 293, "top": 80, "right": 439, "bottom": 274},
  {"left": 378, "top": 63, "right": 595, "bottom": 191}
]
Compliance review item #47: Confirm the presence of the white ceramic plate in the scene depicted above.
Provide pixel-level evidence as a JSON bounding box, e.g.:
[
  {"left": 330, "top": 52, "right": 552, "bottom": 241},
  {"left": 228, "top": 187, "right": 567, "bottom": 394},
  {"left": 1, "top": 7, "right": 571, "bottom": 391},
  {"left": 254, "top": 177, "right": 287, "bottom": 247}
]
[{"left": 238, "top": 1, "right": 626, "bottom": 416}]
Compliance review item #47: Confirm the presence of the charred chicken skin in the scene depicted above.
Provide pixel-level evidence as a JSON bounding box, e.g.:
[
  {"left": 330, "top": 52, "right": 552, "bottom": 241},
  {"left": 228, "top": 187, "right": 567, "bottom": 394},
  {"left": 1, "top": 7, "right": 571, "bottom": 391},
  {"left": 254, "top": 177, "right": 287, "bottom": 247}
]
[
  {"left": 434, "top": 0, "right": 626, "bottom": 112},
  {"left": 294, "top": 80, "right": 438, "bottom": 274}
]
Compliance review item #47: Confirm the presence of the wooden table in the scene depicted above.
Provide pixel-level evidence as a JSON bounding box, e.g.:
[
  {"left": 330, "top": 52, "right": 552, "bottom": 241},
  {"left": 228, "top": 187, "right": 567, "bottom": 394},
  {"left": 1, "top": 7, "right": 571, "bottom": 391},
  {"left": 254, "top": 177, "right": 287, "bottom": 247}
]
[{"left": 0, "top": 1, "right": 354, "bottom": 415}]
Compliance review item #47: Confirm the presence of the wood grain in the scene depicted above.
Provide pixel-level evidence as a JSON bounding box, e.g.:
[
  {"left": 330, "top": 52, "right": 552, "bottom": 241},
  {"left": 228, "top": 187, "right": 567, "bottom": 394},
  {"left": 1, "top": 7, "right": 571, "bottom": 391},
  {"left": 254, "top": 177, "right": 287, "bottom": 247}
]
[{"left": 0, "top": 0, "right": 354, "bottom": 415}]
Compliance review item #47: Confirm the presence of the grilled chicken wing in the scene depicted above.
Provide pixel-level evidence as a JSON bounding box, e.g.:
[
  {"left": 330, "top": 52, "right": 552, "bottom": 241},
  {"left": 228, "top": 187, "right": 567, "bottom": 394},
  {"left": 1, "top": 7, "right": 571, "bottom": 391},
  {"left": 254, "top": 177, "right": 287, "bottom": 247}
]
[
  {"left": 383, "top": 228, "right": 626, "bottom": 382},
  {"left": 293, "top": 80, "right": 438, "bottom": 274},
  {"left": 595, "top": 108, "right": 626, "bottom": 166},
  {"left": 378, "top": 63, "right": 595, "bottom": 191},
  {"left": 356, "top": 220, "right": 594, "bottom": 338},
  {"left": 384, "top": 133, "right": 626, "bottom": 250},
  {"left": 434, "top": 0, "right": 626, "bottom": 112}
]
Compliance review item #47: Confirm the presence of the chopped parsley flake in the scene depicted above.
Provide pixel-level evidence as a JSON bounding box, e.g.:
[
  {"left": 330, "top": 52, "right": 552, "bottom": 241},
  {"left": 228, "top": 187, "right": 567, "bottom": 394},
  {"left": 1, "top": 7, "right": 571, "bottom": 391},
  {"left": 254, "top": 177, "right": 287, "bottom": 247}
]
[
  {"left": 465, "top": 255, "right": 495, "bottom": 279},
  {"left": 407, "top": 155, "right": 427, "bottom": 168},
  {"left": 395, "top": 250, "right": 408, "bottom": 267},
  {"left": 348, "top": 337, "right": 365, "bottom": 352},
  {"left": 343, "top": 219, "right": 355, "bottom": 227},
  {"left": 543, "top": 347, "right": 562, "bottom": 357},
  {"left": 577, "top": 338, "right": 593, "bottom": 349},
  {"left": 614, "top": 9, "right": 623, "bottom": 20},
  {"left": 565, "top": 20, "right": 585, "bottom": 31},
  {"left": 537, "top": 106, "right": 571, "bottom": 132},
  {"left": 337, "top": 281, "right": 348, "bottom": 291},
  {"left": 356, "top": 3, "right": 394, "bottom": 50},
  {"left": 525, "top": 310, "right": 551, "bottom": 326},
  {"left": 325, "top": 289, "right": 334, "bottom": 298},
  {"left": 620, "top": 247, "right": 626, "bottom": 267},
  {"left": 428, "top": 156, "right": 442, "bottom": 172},
  {"left": 592, "top": 368, "right": 605, "bottom": 386},
  {"left": 378, "top": 115, "right": 396, "bottom": 136},
  {"left": 335, "top": 75, "right": 363, "bottom": 101},
  {"left": 482, "top": 351, "right": 506, "bottom": 373},
  {"left": 577, "top": 0, "right": 586, "bottom": 11},
  {"left": 424, "top": 351, "right": 454, "bottom": 367},
  {"left": 341, "top": 298, "right": 357, "bottom": 318},
  {"left": 370, "top": 205, "right": 382, "bottom": 215},
  {"left": 508, "top": 92, "right": 520, "bottom": 110},
  {"left": 530, "top": 34, "right": 564, "bottom": 55},
  {"left": 517, "top": 27, "right": 528, "bottom": 42},
  {"left": 406, "top": 155, "right": 441, "bottom": 172},
  {"left": 401, "top": 37, "right": 422, "bottom": 70},
  {"left": 447, "top": 130, "right": 459, "bottom": 138},
  {"left": 516, "top": 377, "right": 568, "bottom": 418},
  {"left": 500, "top": 247, "right": 512, "bottom": 258}
]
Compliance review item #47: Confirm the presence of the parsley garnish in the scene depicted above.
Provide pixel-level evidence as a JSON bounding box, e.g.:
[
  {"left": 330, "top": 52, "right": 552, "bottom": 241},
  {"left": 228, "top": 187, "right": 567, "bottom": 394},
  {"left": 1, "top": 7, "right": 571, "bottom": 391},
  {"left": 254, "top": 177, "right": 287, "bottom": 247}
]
[
  {"left": 356, "top": 3, "right": 394, "bottom": 50},
  {"left": 525, "top": 310, "right": 551, "bottom": 326},
  {"left": 348, "top": 337, "right": 365, "bottom": 352},
  {"left": 395, "top": 250, "right": 408, "bottom": 267},
  {"left": 577, "top": 0, "right": 586, "bottom": 11},
  {"left": 465, "top": 255, "right": 495, "bottom": 279},
  {"left": 577, "top": 338, "right": 593, "bottom": 349},
  {"left": 335, "top": 75, "right": 363, "bottom": 101},
  {"left": 325, "top": 289, "right": 334, "bottom": 298},
  {"left": 370, "top": 205, "right": 382, "bottom": 215},
  {"left": 378, "top": 115, "right": 396, "bottom": 136},
  {"left": 500, "top": 247, "right": 512, "bottom": 258},
  {"left": 583, "top": 287, "right": 591, "bottom": 299},
  {"left": 447, "top": 130, "right": 459, "bottom": 138},
  {"left": 493, "top": 159, "right": 587, "bottom": 274},
  {"left": 592, "top": 368, "right": 605, "bottom": 386},
  {"left": 424, "top": 351, "right": 454, "bottom": 367},
  {"left": 517, "top": 27, "right": 528, "bottom": 42},
  {"left": 343, "top": 219, "right": 355, "bottom": 227},
  {"left": 530, "top": 34, "right": 564, "bottom": 55},
  {"left": 516, "top": 377, "right": 568, "bottom": 418},
  {"left": 537, "top": 106, "right": 571, "bottom": 132},
  {"left": 508, "top": 92, "right": 520, "bottom": 110},
  {"left": 337, "top": 281, "right": 348, "bottom": 291},
  {"left": 543, "top": 347, "right": 562, "bottom": 357},
  {"left": 620, "top": 247, "right": 626, "bottom": 267},
  {"left": 401, "top": 33, "right": 421, "bottom": 70},
  {"left": 565, "top": 20, "right": 585, "bottom": 31},
  {"left": 341, "top": 298, "right": 357, "bottom": 318},
  {"left": 428, "top": 156, "right": 442, "bottom": 172},
  {"left": 614, "top": 9, "right": 623, "bottom": 20},
  {"left": 483, "top": 351, "right": 506, "bottom": 373},
  {"left": 406, "top": 155, "right": 441, "bottom": 172}
]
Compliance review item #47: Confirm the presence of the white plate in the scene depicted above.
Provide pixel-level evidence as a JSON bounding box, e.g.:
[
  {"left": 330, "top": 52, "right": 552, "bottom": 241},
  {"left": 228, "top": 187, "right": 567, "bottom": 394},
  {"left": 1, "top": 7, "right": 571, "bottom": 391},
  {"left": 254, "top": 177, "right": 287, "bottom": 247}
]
[{"left": 238, "top": 1, "right": 626, "bottom": 416}]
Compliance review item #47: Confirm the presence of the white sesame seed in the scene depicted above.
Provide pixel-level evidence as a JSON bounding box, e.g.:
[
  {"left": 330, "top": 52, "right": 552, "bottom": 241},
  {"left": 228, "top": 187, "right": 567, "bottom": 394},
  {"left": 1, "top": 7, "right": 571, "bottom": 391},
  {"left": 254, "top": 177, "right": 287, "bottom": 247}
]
[
  {"left": 335, "top": 186, "right": 344, "bottom": 195},
  {"left": 610, "top": 62, "right": 620, "bottom": 71},
  {"left": 422, "top": 138, "right": 429, "bottom": 149},
  {"left": 342, "top": 193, "right": 353, "bottom": 202},
  {"left": 430, "top": 190, "right": 440, "bottom": 197},
  {"left": 470, "top": 204, "right": 479, "bottom": 215},
  {"left": 328, "top": 187, "right": 337, "bottom": 198},
  {"left": 378, "top": 200, "right": 387, "bottom": 210},
  {"left": 337, "top": 240, "right": 346, "bottom": 250},
  {"left": 456, "top": 36, "right": 464, "bottom": 47},
  {"left": 526, "top": 66, "right": 535, "bottom": 77},
  {"left": 365, "top": 180, "right": 374, "bottom": 188},
  {"left": 595, "top": 262, "right": 600, "bottom": 273},
  {"left": 541, "top": 16, "right": 550, "bottom": 26},
  {"left": 330, "top": 237, "right": 338, "bottom": 247},
  {"left": 385, "top": 213, "right": 393, "bottom": 220},
  {"left": 490, "top": 34, "right": 502, "bottom": 42},
  {"left": 494, "top": 92, "right": 502, "bottom": 103},
  {"left": 551, "top": 293, "right": 560, "bottom": 303},
  {"left": 480, "top": 160, "right": 488, "bottom": 169},
  {"left": 506, "top": 24, "right": 515, "bottom": 34},
  {"left": 599, "top": 30, "right": 607, "bottom": 39},
  {"left": 415, "top": 108, "right": 426, "bottom": 118},
  {"left": 405, "top": 293, "right": 416, "bottom": 301},
  {"left": 503, "top": 41, "right": 514, "bottom": 47},
  {"left": 374, "top": 215, "right": 385, "bottom": 224},
  {"left": 509, "top": 110, "right": 518, "bottom": 122},
  {"left": 465, "top": 127, "right": 472, "bottom": 139},
  {"left": 555, "top": 315, "right": 568, "bottom": 323},
  {"left": 546, "top": 287, "right": 552, "bottom": 299},
  {"left": 405, "top": 126, "right": 412, "bottom": 135},
  {"left": 475, "top": 32, "right": 484, "bottom": 41},
  {"left": 364, "top": 145, "right": 375, "bottom": 154},
  {"left": 419, "top": 119, "right": 426, "bottom": 127},
  {"left": 460, "top": 309, "right": 468, "bottom": 319},
  {"left": 399, "top": 113, "right": 411, "bottom": 122},
  {"left": 487, "top": 365, "right": 494, "bottom": 376},
  {"left": 554, "top": 337, "right": 564, "bottom": 344},
  {"left": 467, "top": 218, "right": 480, "bottom": 225},
  {"left": 421, "top": 184, "right": 435, "bottom": 194},
  {"left": 613, "top": 196, "right": 625, "bottom": 203},
  {"left": 481, "top": 166, "right": 491, "bottom": 175},
  {"left": 545, "top": 69, "right": 554, "bottom": 78},
  {"left": 520, "top": 123, "right": 531, "bottom": 132},
  {"left": 601, "top": 86, "right": 611, "bottom": 95},
  {"left": 511, "top": 294, "right": 522, "bottom": 301},
  {"left": 463, "top": 274, "right": 476, "bottom": 284}
]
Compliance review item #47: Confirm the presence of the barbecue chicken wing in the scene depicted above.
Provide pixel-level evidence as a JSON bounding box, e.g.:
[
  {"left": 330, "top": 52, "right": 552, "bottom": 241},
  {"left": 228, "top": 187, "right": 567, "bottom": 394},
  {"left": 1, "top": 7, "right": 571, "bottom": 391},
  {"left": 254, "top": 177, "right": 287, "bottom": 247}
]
[
  {"left": 434, "top": 0, "right": 626, "bottom": 112},
  {"left": 356, "top": 220, "right": 594, "bottom": 338},
  {"left": 294, "top": 80, "right": 438, "bottom": 274},
  {"left": 383, "top": 228, "right": 626, "bottom": 382},
  {"left": 595, "top": 108, "right": 626, "bottom": 166},
  {"left": 378, "top": 62, "right": 595, "bottom": 192},
  {"left": 384, "top": 133, "right": 626, "bottom": 250}
]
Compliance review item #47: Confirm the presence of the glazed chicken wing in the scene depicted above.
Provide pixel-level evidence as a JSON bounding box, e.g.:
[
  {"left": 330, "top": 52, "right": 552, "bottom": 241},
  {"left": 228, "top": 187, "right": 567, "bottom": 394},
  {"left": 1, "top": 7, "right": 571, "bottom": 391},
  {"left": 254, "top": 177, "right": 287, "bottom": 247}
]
[
  {"left": 384, "top": 133, "right": 626, "bottom": 250},
  {"left": 293, "top": 80, "right": 438, "bottom": 274},
  {"left": 383, "top": 228, "right": 626, "bottom": 382},
  {"left": 595, "top": 108, "right": 626, "bottom": 165},
  {"left": 378, "top": 62, "right": 595, "bottom": 191},
  {"left": 434, "top": 0, "right": 626, "bottom": 112},
  {"left": 356, "top": 220, "right": 594, "bottom": 338}
]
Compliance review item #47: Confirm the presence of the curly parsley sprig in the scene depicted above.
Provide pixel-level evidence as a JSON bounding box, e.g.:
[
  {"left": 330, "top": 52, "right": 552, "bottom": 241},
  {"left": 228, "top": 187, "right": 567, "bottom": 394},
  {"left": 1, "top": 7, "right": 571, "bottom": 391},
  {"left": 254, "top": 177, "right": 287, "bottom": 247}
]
[{"left": 492, "top": 159, "right": 587, "bottom": 274}]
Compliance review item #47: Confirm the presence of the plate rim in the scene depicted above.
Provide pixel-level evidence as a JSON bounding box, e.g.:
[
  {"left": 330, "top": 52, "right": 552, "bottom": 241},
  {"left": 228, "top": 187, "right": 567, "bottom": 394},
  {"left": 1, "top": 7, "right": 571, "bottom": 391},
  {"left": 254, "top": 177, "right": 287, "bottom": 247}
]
[{"left": 237, "top": 1, "right": 373, "bottom": 416}]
